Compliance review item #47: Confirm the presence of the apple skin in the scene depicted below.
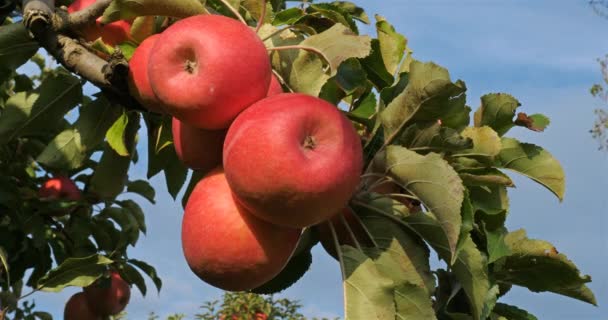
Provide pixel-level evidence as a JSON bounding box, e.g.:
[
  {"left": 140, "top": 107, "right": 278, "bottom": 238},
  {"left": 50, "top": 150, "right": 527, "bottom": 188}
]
[
  {"left": 148, "top": 14, "right": 271, "bottom": 130},
  {"left": 64, "top": 292, "right": 103, "bottom": 320},
  {"left": 172, "top": 117, "right": 226, "bottom": 172},
  {"left": 267, "top": 74, "right": 283, "bottom": 96},
  {"left": 83, "top": 271, "right": 131, "bottom": 316},
  {"left": 128, "top": 34, "right": 165, "bottom": 113},
  {"left": 223, "top": 93, "right": 363, "bottom": 228},
  {"left": 39, "top": 176, "right": 81, "bottom": 201},
  {"left": 316, "top": 207, "right": 373, "bottom": 260},
  {"left": 181, "top": 168, "right": 301, "bottom": 291},
  {"left": 67, "top": 0, "right": 132, "bottom": 46}
]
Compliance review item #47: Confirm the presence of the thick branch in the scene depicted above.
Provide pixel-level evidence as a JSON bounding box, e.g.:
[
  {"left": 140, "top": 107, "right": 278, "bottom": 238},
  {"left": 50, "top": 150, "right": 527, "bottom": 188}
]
[{"left": 22, "top": 0, "right": 146, "bottom": 111}]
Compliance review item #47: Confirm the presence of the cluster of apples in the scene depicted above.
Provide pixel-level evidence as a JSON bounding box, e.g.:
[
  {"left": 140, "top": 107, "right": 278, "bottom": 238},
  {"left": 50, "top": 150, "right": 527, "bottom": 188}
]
[
  {"left": 127, "top": 14, "right": 363, "bottom": 291},
  {"left": 64, "top": 271, "right": 131, "bottom": 320}
]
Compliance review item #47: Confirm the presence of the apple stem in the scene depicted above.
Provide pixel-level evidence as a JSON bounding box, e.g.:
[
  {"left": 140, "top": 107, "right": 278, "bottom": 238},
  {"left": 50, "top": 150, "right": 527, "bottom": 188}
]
[
  {"left": 327, "top": 221, "right": 347, "bottom": 281},
  {"left": 255, "top": 0, "right": 267, "bottom": 33},
  {"left": 338, "top": 213, "right": 363, "bottom": 251},
  {"left": 217, "top": 0, "right": 247, "bottom": 25}
]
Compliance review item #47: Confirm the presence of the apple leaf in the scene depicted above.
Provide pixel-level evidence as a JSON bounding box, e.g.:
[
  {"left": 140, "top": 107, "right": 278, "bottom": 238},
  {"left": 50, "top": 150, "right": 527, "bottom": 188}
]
[
  {"left": 491, "top": 303, "right": 538, "bottom": 320},
  {"left": 101, "top": 0, "right": 207, "bottom": 24},
  {"left": 0, "top": 22, "right": 39, "bottom": 83},
  {"left": 330, "top": 1, "right": 369, "bottom": 24},
  {"left": 251, "top": 249, "right": 312, "bottom": 294},
  {"left": 37, "top": 96, "right": 121, "bottom": 170},
  {"left": 272, "top": 7, "right": 305, "bottom": 26},
  {"left": 130, "top": 16, "right": 155, "bottom": 43},
  {"left": 397, "top": 122, "right": 473, "bottom": 153},
  {"left": 457, "top": 126, "right": 502, "bottom": 160},
  {"left": 375, "top": 15, "right": 407, "bottom": 76},
  {"left": 513, "top": 113, "right": 550, "bottom": 132},
  {"left": 459, "top": 169, "right": 514, "bottom": 188},
  {"left": 473, "top": 93, "right": 521, "bottom": 136},
  {"left": 361, "top": 39, "right": 395, "bottom": 90},
  {"left": 336, "top": 58, "right": 368, "bottom": 94},
  {"left": 0, "top": 72, "right": 82, "bottom": 144},
  {"left": 98, "top": 207, "right": 140, "bottom": 246},
  {"left": 163, "top": 147, "right": 189, "bottom": 199},
  {"left": 89, "top": 144, "right": 131, "bottom": 201},
  {"left": 451, "top": 237, "right": 491, "bottom": 320},
  {"left": 126, "top": 180, "right": 156, "bottom": 204},
  {"left": 493, "top": 230, "right": 596, "bottom": 305},
  {"left": 394, "top": 282, "right": 437, "bottom": 320},
  {"left": 181, "top": 170, "right": 206, "bottom": 208},
  {"left": 483, "top": 225, "right": 511, "bottom": 264},
  {"left": 128, "top": 259, "right": 162, "bottom": 293},
  {"left": 383, "top": 146, "right": 464, "bottom": 261},
  {"left": 106, "top": 110, "right": 131, "bottom": 157},
  {"left": 496, "top": 138, "right": 565, "bottom": 201},
  {"left": 119, "top": 263, "right": 147, "bottom": 296},
  {"left": 118, "top": 199, "right": 147, "bottom": 235},
  {"left": 380, "top": 60, "right": 468, "bottom": 139},
  {"left": 342, "top": 247, "right": 397, "bottom": 319},
  {"left": 37, "top": 254, "right": 112, "bottom": 292},
  {"left": 0, "top": 246, "right": 9, "bottom": 285}
]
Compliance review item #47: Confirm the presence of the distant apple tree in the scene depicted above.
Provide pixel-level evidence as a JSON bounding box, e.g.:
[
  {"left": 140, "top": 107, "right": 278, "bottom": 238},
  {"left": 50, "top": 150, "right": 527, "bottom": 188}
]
[{"left": 0, "top": 0, "right": 598, "bottom": 319}]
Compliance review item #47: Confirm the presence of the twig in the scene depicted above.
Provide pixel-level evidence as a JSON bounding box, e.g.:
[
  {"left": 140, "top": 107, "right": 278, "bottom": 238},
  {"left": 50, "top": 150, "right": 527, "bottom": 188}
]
[
  {"left": 255, "top": 0, "right": 266, "bottom": 33},
  {"left": 217, "top": 0, "right": 246, "bottom": 24},
  {"left": 328, "top": 222, "right": 347, "bottom": 281}
]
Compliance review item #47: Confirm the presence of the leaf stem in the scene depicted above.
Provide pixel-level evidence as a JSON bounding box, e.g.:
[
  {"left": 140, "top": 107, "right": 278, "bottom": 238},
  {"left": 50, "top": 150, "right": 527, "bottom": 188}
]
[
  {"left": 255, "top": 0, "right": 267, "bottom": 33},
  {"left": 217, "top": 0, "right": 247, "bottom": 25},
  {"left": 327, "top": 222, "right": 347, "bottom": 282},
  {"left": 338, "top": 213, "right": 363, "bottom": 251}
]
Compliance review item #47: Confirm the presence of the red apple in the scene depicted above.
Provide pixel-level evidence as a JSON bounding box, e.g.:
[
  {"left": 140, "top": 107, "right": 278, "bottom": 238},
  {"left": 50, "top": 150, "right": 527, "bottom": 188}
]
[
  {"left": 255, "top": 312, "right": 268, "bottom": 320},
  {"left": 181, "top": 168, "right": 301, "bottom": 291},
  {"left": 128, "top": 34, "right": 165, "bottom": 113},
  {"left": 172, "top": 117, "right": 226, "bottom": 172},
  {"left": 316, "top": 207, "right": 373, "bottom": 260},
  {"left": 39, "top": 176, "right": 81, "bottom": 201},
  {"left": 64, "top": 292, "right": 103, "bottom": 320},
  {"left": 267, "top": 74, "right": 283, "bottom": 96},
  {"left": 83, "top": 271, "right": 131, "bottom": 316},
  {"left": 148, "top": 14, "right": 271, "bottom": 130},
  {"left": 67, "top": 0, "right": 132, "bottom": 46},
  {"left": 223, "top": 93, "right": 363, "bottom": 228}
]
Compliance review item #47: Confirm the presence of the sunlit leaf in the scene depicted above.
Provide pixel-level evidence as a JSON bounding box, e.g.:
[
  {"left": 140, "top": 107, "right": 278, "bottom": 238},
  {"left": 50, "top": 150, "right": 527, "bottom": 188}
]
[{"left": 37, "top": 255, "right": 112, "bottom": 292}]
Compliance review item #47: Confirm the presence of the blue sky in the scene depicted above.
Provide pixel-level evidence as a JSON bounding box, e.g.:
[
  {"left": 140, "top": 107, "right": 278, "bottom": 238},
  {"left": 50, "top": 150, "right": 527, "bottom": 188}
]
[{"left": 31, "top": 0, "right": 608, "bottom": 318}]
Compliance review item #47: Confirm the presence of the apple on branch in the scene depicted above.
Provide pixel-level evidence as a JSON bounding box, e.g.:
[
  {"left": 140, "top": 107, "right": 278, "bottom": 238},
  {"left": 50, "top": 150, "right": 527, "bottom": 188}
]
[
  {"left": 64, "top": 292, "right": 102, "bottom": 320},
  {"left": 83, "top": 271, "right": 131, "bottom": 316}
]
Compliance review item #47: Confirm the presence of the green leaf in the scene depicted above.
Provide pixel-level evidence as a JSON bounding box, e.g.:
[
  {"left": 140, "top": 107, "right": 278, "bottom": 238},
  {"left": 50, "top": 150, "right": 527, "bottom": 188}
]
[
  {"left": 37, "top": 96, "right": 121, "bottom": 170},
  {"left": 89, "top": 144, "right": 131, "bottom": 201},
  {"left": 336, "top": 58, "right": 368, "bottom": 94},
  {"left": 383, "top": 146, "right": 464, "bottom": 261},
  {"left": 357, "top": 213, "right": 435, "bottom": 295},
  {"left": 272, "top": 7, "right": 305, "bottom": 26},
  {"left": 251, "top": 249, "right": 312, "bottom": 294},
  {"left": 380, "top": 60, "right": 468, "bottom": 139},
  {"left": 494, "top": 230, "right": 596, "bottom": 305},
  {"left": 102, "top": 0, "right": 207, "bottom": 24},
  {"left": 457, "top": 126, "right": 502, "bottom": 160},
  {"left": 164, "top": 147, "right": 188, "bottom": 199},
  {"left": 394, "top": 282, "right": 437, "bottom": 320},
  {"left": 330, "top": 1, "right": 369, "bottom": 24},
  {"left": 37, "top": 254, "right": 112, "bottom": 292},
  {"left": 483, "top": 226, "right": 511, "bottom": 264},
  {"left": 119, "top": 263, "right": 147, "bottom": 296},
  {"left": 144, "top": 114, "right": 173, "bottom": 179},
  {"left": 33, "top": 311, "right": 53, "bottom": 320},
  {"left": 126, "top": 180, "right": 156, "bottom": 204},
  {"left": 492, "top": 303, "right": 538, "bottom": 320},
  {"left": 99, "top": 207, "right": 139, "bottom": 246},
  {"left": 473, "top": 93, "right": 521, "bottom": 136},
  {"left": 469, "top": 185, "right": 509, "bottom": 218},
  {"left": 361, "top": 39, "right": 394, "bottom": 89},
  {"left": 128, "top": 259, "right": 162, "bottom": 293},
  {"left": 342, "top": 247, "right": 396, "bottom": 319},
  {"left": 307, "top": 3, "right": 359, "bottom": 33},
  {"left": 451, "top": 237, "right": 491, "bottom": 320},
  {"left": 0, "top": 72, "right": 82, "bottom": 144},
  {"left": 459, "top": 169, "right": 514, "bottom": 187},
  {"left": 288, "top": 24, "right": 371, "bottom": 96},
  {"left": 375, "top": 15, "right": 407, "bottom": 75},
  {"left": 106, "top": 110, "right": 130, "bottom": 156},
  {"left": 397, "top": 122, "right": 473, "bottom": 153},
  {"left": 181, "top": 170, "right": 206, "bottom": 208},
  {"left": 0, "top": 23, "right": 39, "bottom": 82},
  {"left": 496, "top": 138, "right": 565, "bottom": 201},
  {"left": 130, "top": 16, "right": 155, "bottom": 43},
  {"left": 118, "top": 199, "right": 147, "bottom": 235}
]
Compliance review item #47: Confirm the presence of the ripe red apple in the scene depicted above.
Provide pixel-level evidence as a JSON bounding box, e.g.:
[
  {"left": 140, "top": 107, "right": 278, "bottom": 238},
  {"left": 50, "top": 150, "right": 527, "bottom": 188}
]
[
  {"left": 255, "top": 312, "right": 268, "bottom": 320},
  {"left": 64, "top": 292, "right": 103, "bottom": 320},
  {"left": 223, "top": 93, "right": 363, "bottom": 228},
  {"left": 267, "top": 74, "right": 283, "bottom": 96},
  {"left": 181, "top": 168, "right": 301, "bottom": 291},
  {"left": 148, "top": 14, "right": 271, "bottom": 130},
  {"left": 39, "top": 176, "right": 81, "bottom": 201},
  {"left": 128, "top": 34, "right": 165, "bottom": 113},
  {"left": 83, "top": 271, "right": 131, "bottom": 316},
  {"left": 316, "top": 207, "right": 373, "bottom": 260},
  {"left": 67, "top": 0, "right": 132, "bottom": 46},
  {"left": 172, "top": 117, "right": 226, "bottom": 172}
]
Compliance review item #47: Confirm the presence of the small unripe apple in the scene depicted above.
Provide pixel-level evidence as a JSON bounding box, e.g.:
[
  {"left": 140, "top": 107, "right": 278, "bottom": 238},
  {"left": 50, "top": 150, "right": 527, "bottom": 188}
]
[
  {"left": 316, "top": 208, "right": 373, "bottom": 260},
  {"left": 267, "top": 74, "right": 283, "bottom": 96},
  {"left": 181, "top": 168, "right": 301, "bottom": 291},
  {"left": 67, "top": 0, "right": 132, "bottom": 46},
  {"left": 128, "top": 34, "right": 165, "bottom": 113},
  {"left": 172, "top": 117, "right": 226, "bottom": 172},
  {"left": 148, "top": 14, "right": 271, "bottom": 129},
  {"left": 39, "top": 176, "right": 81, "bottom": 201},
  {"left": 83, "top": 271, "right": 130, "bottom": 316},
  {"left": 64, "top": 292, "right": 102, "bottom": 320},
  {"left": 223, "top": 93, "right": 363, "bottom": 228}
]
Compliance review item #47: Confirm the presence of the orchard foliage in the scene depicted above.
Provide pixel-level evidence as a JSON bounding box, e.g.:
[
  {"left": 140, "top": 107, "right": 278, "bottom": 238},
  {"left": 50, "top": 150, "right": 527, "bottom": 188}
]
[{"left": 0, "top": 0, "right": 597, "bottom": 319}]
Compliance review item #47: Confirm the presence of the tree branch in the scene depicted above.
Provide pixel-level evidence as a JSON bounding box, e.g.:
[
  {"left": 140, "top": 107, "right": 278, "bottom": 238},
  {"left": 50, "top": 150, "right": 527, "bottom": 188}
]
[
  {"left": 22, "top": 0, "right": 146, "bottom": 112},
  {"left": 66, "top": 0, "right": 111, "bottom": 29}
]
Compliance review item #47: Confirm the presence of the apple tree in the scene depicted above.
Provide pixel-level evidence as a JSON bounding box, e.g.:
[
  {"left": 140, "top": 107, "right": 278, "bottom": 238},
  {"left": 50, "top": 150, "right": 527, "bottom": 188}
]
[{"left": 0, "top": 0, "right": 598, "bottom": 319}]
